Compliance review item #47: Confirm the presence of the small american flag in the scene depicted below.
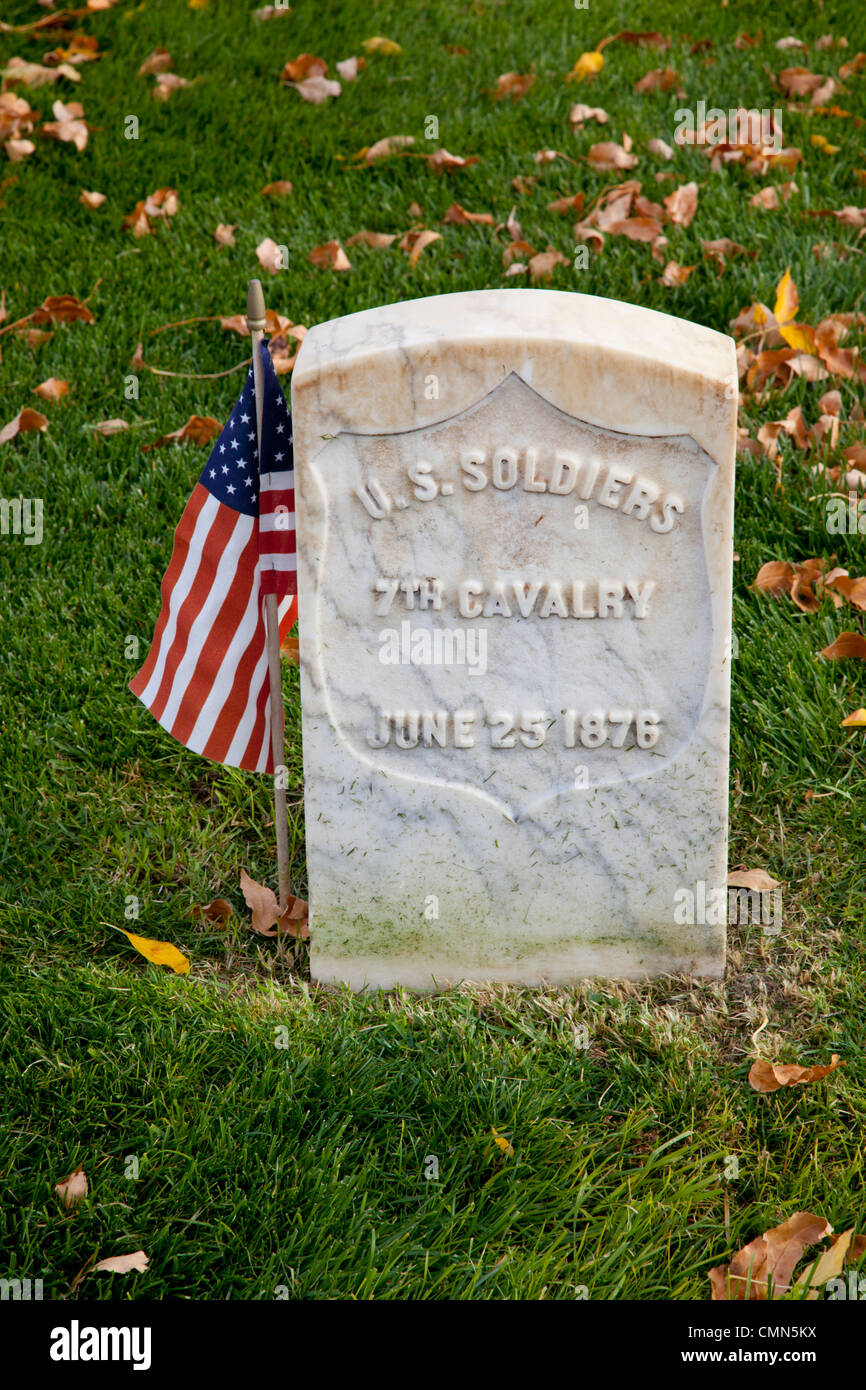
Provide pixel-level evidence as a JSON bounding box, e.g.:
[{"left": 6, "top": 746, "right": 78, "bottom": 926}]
[{"left": 130, "top": 341, "right": 297, "bottom": 773}]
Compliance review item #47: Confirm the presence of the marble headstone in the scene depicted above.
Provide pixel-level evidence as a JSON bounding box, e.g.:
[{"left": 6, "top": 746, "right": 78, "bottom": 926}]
[{"left": 291, "top": 289, "right": 736, "bottom": 989}]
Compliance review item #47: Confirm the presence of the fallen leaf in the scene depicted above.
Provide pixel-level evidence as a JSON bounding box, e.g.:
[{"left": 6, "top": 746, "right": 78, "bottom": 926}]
[
  {"left": 566, "top": 51, "right": 604, "bottom": 82},
  {"left": 402, "top": 228, "right": 441, "bottom": 266},
  {"left": 635, "top": 66, "right": 680, "bottom": 93},
  {"left": 0, "top": 406, "right": 48, "bottom": 444},
  {"left": 79, "top": 189, "right": 105, "bottom": 208},
  {"left": 587, "top": 141, "right": 638, "bottom": 171},
  {"left": 33, "top": 377, "right": 68, "bottom": 401},
  {"left": 55, "top": 1167, "right": 88, "bottom": 1207},
  {"left": 119, "top": 930, "right": 190, "bottom": 975},
  {"left": 288, "top": 75, "right": 341, "bottom": 103},
  {"left": 660, "top": 259, "right": 694, "bottom": 286},
  {"left": 727, "top": 869, "right": 781, "bottom": 891},
  {"left": 90, "top": 418, "right": 128, "bottom": 436},
  {"left": 94, "top": 1251, "right": 149, "bottom": 1276},
  {"left": 709, "top": 1212, "right": 832, "bottom": 1300},
  {"left": 345, "top": 229, "right": 396, "bottom": 249},
  {"left": 529, "top": 246, "right": 569, "bottom": 281},
  {"left": 494, "top": 71, "right": 534, "bottom": 101},
  {"left": 144, "top": 415, "right": 221, "bottom": 450},
  {"left": 647, "top": 136, "right": 673, "bottom": 158},
  {"left": 336, "top": 56, "right": 363, "bottom": 81},
  {"left": 256, "top": 237, "right": 286, "bottom": 274},
  {"left": 821, "top": 632, "right": 866, "bottom": 660},
  {"left": 751, "top": 561, "right": 796, "bottom": 596},
  {"left": 281, "top": 53, "right": 327, "bottom": 82},
  {"left": 749, "top": 1054, "right": 844, "bottom": 1093},
  {"left": 841, "top": 708, "right": 866, "bottom": 726},
  {"left": 138, "top": 47, "right": 172, "bottom": 77},
  {"left": 569, "top": 102, "right": 609, "bottom": 126},
  {"left": 260, "top": 180, "right": 293, "bottom": 196},
  {"left": 426, "top": 147, "right": 480, "bottom": 172},
  {"left": 364, "top": 134, "right": 414, "bottom": 161},
  {"left": 663, "top": 180, "right": 698, "bottom": 227},
  {"left": 193, "top": 898, "right": 234, "bottom": 927},
  {"left": 213, "top": 222, "right": 236, "bottom": 246},
  {"left": 361, "top": 37, "right": 402, "bottom": 55},
  {"left": 442, "top": 202, "right": 494, "bottom": 225},
  {"left": 309, "top": 239, "right": 351, "bottom": 270}
]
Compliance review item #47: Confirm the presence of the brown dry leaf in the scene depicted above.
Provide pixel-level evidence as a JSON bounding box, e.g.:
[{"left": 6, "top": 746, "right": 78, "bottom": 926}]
[
  {"left": 345, "top": 229, "right": 397, "bottom": 249},
  {"left": 138, "top": 47, "right": 172, "bottom": 77},
  {"left": 193, "top": 898, "right": 234, "bottom": 927},
  {"left": 820, "top": 632, "right": 866, "bottom": 660},
  {"left": 778, "top": 66, "right": 827, "bottom": 98},
  {"left": 91, "top": 418, "right": 128, "bottom": 436},
  {"left": 749, "top": 1054, "right": 844, "bottom": 1093},
  {"left": 750, "top": 185, "right": 780, "bottom": 211},
  {"left": 281, "top": 53, "right": 327, "bottom": 82},
  {"left": 701, "top": 238, "right": 754, "bottom": 271},
  {"left": 94, "top": 1251, "right": 149, "bottom": 1276},
  {"left": 309, "top": 240, "right": 351, "bottom": 270},
  {"left": 55, "top": 1166, "right": 88, "bottom": 1207},
  {"left": 282, "top": 636, "right": 300, "bottom": 663},
  {"left": 0, "top": 58, "right": 81, "bottom": 88},
  {"left": 751, "top": 561, "right": 796, "bottom": 596},
  {"left": 597, "top": 31, "right": 670, "bottom": 51},
  {"left": 494, "top": 71, "right": 535, "bottom": 101},
  {"left": 402, "top": 228, "right": 442, "bottom": 267},
  {"left": 663, "top": 180, "right": 698, "bottom": 227},
  {"left": 442, "top": 202, "right": 494, "bottom": 226},
  {"left": 727, "top": 868, "right": 781, "bottom": 891},
  {"left": 153, "top": 73, "right": 194, "bottom": 101},
  {"left": 256, "top": 237, "right": 286, "bottom": 274},
  {"left": 528, "top": 246, "right": 568, "bottom": 282},
  {"left": 5, "top": 138, "right": 35, "bottom": 161},
  {"left": 587, "top": 141, "right": 638, "bottom": 171},
  {"left": 0, "top": 406, "right": 48, "bottom": 445},
  {"left": 79, "top": 189, "right": 105, "bottom": 208},
  {"left": 709, "top": 1211, "right": 832, "bottom": 1301},
  {"left": 279, "top": 894, "right": 310, "bottom": 939},
  {"left": 33, "top": 376, "right": 69, "bottom": 401},
  {"left": 818, "top": 389, "right": 843, "bottom": 416},
  {"left": 647, "top": 136, "right": 673, "bottom": 159},
  {"left": 260, "top": 180, "right": 293, "bottom": 196},
  {"left": 43, "top": 98, "right": 89, "bottom": 152},
  {"left": 635, "top": 66, "right": 680, "bottom": 93},
  {"left": 213, "top": 222, "right": 236, "bottom": 246},
  {"left": 364, "top": 134, "right": 414, "bottom": 161},
  {"left": 144, "top": 415, "right": 221, "bottom": 450},
  {"left": 426, "top": 147, "right": 480, "bottom": 173},
  {"left": 289, "top": 75, "right": 341, "bottom": 103},
  {"left": 660, "top": 260, "right": 694, "bottom": 286},
  {"left": 240, "top": 868, "right": 280, "bottom": 936},
  {"left": 569, "top": 102, "right": 608, "bottom": 127},
  {"left": 336, "top": 57, "right": 364, "bottom": 81}
]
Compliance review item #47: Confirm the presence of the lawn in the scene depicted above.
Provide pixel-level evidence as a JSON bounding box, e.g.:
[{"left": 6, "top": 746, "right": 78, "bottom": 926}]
[{"left": 1, "top": 0, "right": 865, "bottom": 1301}]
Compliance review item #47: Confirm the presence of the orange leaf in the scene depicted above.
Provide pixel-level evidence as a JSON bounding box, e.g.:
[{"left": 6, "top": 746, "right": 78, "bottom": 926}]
[{"left": 820, "top": 632, "right": 866, "bottom": 660}]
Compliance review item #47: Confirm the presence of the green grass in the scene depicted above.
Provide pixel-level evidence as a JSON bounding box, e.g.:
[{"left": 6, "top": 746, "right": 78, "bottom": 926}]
[{"left": 1, "top": 0, "right": 866, "bottom": 1300}]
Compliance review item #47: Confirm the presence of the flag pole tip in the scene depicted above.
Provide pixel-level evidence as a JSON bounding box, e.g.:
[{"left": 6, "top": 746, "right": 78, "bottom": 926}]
[{"left": 246, "top": 278, "right": 266, "bottom": 331}]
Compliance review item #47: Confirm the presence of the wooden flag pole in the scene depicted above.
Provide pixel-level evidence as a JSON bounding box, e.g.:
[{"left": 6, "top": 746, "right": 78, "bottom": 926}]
[{"left": 247, "top": 277, "right": 292, "bottom": 914}]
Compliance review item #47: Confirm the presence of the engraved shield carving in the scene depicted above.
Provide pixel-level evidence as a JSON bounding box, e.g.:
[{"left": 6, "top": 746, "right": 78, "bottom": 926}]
[{"left": 308, "top": 373, "right": 716, "bottom": 822}]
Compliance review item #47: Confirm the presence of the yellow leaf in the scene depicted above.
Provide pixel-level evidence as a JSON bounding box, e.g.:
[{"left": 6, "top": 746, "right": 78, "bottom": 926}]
[
  {"left": 361, "top": 36, "right": 402, "bottom": 55},
  {"left": 842, "top": 708, "right": 866, "bottom": 726},
  {"left": 491, "top": 1126, "right": 514, "bottom": 1156},
  {"left": 779, "top": 321, "right": 816, "bottom": 353},
  {"left": 773, "top": 267, "right": 799, "bottom": 325},
  {"left": 568, "top": 50, "right": 604, "bottom": 82},
  {"left": 119, "top": 929, "right": 190, "bottom": 974}
]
